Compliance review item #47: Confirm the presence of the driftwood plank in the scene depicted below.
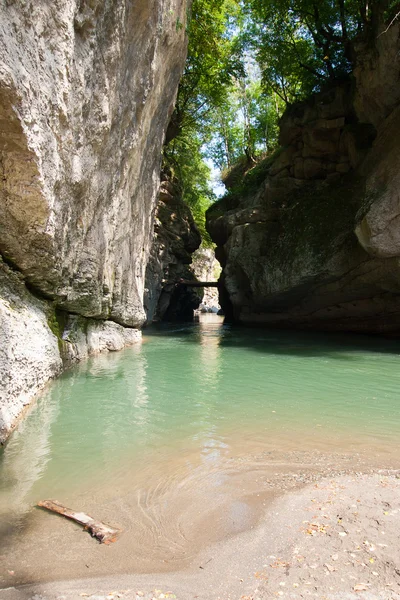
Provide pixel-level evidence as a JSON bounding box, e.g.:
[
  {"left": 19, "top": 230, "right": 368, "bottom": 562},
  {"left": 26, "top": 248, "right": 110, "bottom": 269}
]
[{"left": 38, "top": 499, "right": 120, "bottom": 544}]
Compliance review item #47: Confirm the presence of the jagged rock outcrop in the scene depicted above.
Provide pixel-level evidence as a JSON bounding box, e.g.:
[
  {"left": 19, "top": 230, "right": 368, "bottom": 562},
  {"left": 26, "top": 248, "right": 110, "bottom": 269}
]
[
  {"left": 0, "top": 0, "right": 189, "bottom": 325},
  {"left": 0, "top": 261, "right": 63, "bottom": 441},
  {"left": 207, "top": 21, "right": 400, "bottom": 333},
  {"left": 192, "top": 247, "right": 221, "bottom": 312},
  {"left": 0, "top": 259, "right": 142, "bottom": 442},
  {"left": 145, "top": 174, "right": 202, "bottom": 322},
  {"left": 0, "top": 0, "right": 190, "bottom": 442}
]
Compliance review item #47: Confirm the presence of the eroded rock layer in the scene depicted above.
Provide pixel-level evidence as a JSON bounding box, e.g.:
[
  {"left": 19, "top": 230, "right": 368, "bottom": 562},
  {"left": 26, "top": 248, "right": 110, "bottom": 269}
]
[
  {"left": 207, "top": 22, "right": 400, "bottom": 334},
  {"left": 145, "top": 173, "right": 202, "bottom": 322},
  {"left": 0, "top": 0, "right": 190, "bottom": 442}
]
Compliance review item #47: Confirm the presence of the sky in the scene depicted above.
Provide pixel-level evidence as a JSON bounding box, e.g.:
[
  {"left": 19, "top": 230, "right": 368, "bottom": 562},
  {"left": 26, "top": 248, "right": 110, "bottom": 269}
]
[{"left": 205, "top": 158, "right": 227, "bottom": 197}]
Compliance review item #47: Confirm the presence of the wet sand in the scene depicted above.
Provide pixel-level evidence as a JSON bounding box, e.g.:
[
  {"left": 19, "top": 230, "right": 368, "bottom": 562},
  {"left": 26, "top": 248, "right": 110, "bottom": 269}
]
[{"left": 1, "top": 450, "right": 400, "bottom": 598}]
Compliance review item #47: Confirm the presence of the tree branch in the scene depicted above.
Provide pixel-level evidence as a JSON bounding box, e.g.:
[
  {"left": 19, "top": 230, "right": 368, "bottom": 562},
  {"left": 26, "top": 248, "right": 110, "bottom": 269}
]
[
  {"left": 378, "top": 10, "right": 400, "bottom": 37},
  {"left": 338, "top": 0, "right": 348, "bottom": 39}
]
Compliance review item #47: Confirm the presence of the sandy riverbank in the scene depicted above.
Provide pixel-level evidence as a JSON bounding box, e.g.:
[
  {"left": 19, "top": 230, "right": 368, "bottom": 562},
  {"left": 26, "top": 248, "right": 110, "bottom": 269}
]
[{"left": 1, "top": 471, "right": 399, "bottom": 600}]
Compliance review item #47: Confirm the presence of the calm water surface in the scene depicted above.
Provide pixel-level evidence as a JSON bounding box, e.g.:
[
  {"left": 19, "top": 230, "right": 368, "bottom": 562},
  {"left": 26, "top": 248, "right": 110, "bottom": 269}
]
[{"left": 1, "top": 315, "right": 400, "bottom": 584}]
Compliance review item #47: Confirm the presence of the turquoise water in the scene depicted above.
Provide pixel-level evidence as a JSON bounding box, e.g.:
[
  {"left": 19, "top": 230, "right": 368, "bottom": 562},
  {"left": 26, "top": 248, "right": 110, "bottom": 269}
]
[
  {"left": 2, "top": 315, "right": 400, "bottom": 507},
  {"left": 1, "top": 315, "right": 400, "bottom": 583}
]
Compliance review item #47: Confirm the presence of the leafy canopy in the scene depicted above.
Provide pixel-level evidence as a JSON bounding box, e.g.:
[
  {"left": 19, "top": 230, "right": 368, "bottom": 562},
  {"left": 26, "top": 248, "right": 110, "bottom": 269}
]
[
  {"left": 243, "top": 0, "right": 388, "bottom": 102},
  {"left": 165, "top": 0, "right": 395, "bottom": 242},
  {"left": 164, "top": 0, "right": 243, "bottom": 246}
]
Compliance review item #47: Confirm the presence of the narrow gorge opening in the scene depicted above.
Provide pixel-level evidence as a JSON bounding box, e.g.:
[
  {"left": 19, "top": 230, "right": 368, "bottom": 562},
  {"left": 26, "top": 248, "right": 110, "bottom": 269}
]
[
  {"left": 1, "top": 1, "right": 400, "bottom": 598},
  {"left": 156, "top": 0, "right": 400, "bottom": 331}
]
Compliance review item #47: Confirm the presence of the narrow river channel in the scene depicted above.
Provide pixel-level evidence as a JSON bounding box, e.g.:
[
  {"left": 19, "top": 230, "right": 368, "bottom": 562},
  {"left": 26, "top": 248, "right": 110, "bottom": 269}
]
[{"left": 1, "top": 315, "right": 400, "bottom": 586}]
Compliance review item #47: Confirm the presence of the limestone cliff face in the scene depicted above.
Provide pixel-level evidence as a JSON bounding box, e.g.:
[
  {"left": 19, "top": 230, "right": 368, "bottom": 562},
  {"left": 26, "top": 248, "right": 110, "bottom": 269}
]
[
  {"left": 145, "top": 174, "right": 202, "bottom": 322},
  {"left": 0, "top": 261, "right": 63, "bottom": 441},
  {"left": 192, "top": 247, "right": 221, "bottom": 310},
  {"left": 0, "top": 0, "right": 190, "bottom": 442},
  {"left": 0, "top": 0, "right": 189, "bottom": 326},
  {"left": 207, "top": 22, "right": 400, "bottom": 334}
]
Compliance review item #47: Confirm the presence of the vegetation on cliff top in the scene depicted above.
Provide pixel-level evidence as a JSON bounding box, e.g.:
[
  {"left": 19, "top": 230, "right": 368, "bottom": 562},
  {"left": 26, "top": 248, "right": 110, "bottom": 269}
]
[
  {"left": 165, "top": 0, "right": 397, "bottom": 242},
  {"left": 163, "top": 0, "right": 242, "bottom": 246}
]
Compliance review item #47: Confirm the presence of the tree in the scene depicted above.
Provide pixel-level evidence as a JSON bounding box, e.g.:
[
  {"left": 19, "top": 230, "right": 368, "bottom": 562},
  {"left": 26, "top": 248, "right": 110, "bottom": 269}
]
[
  {"left": 165, "top": 0, "right": 394, "bottom": 236},
  {"left": 163, "top": 0, "right": 244, "bottom": 243},
  {"left": 164, "top": 131, "right": 216, "bottom": 246},
  {"left": 169, "top": 0, "right": 243, "bottom": 141},
  {"left": 204, "top": 94, "right": 243, "bottom": 171},
  {"left": 244, "top": 0, "right": 387, "bottom": 103}
]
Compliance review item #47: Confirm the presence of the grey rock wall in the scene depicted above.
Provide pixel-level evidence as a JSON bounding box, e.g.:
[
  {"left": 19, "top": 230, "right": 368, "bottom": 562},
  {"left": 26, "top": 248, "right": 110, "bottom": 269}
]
[
  {"left": 0, "top": 262, "right": 62, "bottom": 442},
  {"left": 0, "top": 0, "right": 190, "bottom": 442},
  {"left": 207, "top": 22, "right": 400, "bottom": 333},
  {"left": 0, "top": 0, "right": 189, "bottom": 326},
  {"left": 145, "top": 174, "right": 202, "bottom": 322},
  {"left": 192, "top": 247, "right": 221, "bottom": 310}
]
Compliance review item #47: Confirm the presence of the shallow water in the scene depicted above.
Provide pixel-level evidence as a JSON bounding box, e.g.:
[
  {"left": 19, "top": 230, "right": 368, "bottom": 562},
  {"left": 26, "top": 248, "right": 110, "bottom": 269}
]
[{"left": 1, "top": 315, "right": 400, "bottom": 585}]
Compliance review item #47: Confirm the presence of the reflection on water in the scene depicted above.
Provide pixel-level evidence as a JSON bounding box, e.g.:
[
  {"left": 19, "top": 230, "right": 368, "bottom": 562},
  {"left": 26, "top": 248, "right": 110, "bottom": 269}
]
[
  {"left": 0, "top": 394, "right": 59, "bottom": 518},
  {"left": 1, "top": 315, "right": 400, "bottom": 584},
  {"left": 2, "top": 315, "right": 400, "bottom": 516}
]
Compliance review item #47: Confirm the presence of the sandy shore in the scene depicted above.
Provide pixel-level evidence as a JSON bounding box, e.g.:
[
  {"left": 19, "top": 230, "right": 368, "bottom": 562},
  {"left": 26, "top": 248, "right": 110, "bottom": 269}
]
[{"left": 1, "top": 471, "right": 400, "bottom": 600}]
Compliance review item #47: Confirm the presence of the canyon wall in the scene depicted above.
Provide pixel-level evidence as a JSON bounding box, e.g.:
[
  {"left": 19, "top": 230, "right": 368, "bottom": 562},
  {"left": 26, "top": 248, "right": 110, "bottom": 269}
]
[
  {"left": 145, "top": 173, "right": 202, "bottom": 322},
  {"left": 0, "top": 0, "right": 190, "bottom": 442},
  {"left": 207, "top": 21, "right": 400, "bottom": 334},
  {"left": 192, "top": 247, "right": 221, "bottom": 312}
]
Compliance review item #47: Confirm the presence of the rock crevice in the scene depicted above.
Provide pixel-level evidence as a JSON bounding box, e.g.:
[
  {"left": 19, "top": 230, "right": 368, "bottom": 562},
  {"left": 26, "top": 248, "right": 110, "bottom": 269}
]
[{"left": 145, "top": 173, "right": 202, "bottom": 322}]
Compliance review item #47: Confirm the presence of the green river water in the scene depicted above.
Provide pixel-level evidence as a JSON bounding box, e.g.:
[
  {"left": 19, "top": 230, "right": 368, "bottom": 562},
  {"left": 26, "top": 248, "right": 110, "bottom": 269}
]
[{"left": 1, "top": 315, "right": 400, "bottom": 585}]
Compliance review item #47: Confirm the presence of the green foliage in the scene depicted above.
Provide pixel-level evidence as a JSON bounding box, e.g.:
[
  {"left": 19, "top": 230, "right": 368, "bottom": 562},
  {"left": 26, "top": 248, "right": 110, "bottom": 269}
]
[
  {"left": 164, "top": 0, "right": 244, "bottom": 244},
  {"left": 382, "top": 1, "right": 400, "bottom": 32},
  {"left": 164, "top": 134, "right": 215, "bottom": 247},
  {"left": 166, "top": 0, "right": 390, "bottom": 240},
  {"left": 244, "top": 0, "right": 386, "bottom": 102},
  {"left": 174, "top": 0, "right": 243, "bottom": 134},
  {"left": 47, "top": 308, "right": 61, "bottom": 338},
  {"left": 46, "top": 307, "right": 68, "bottom": 353},
  {"left": 205, "top": 75, "right": 282, "bottom": 171},
  {"left": 214, "top": 147, "right": 281, "bottom": 212}
]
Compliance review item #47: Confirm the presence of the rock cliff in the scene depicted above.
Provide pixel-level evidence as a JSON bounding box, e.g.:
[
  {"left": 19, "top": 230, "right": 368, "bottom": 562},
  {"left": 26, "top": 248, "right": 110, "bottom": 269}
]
[
  {"left": 192, "top": 247, "right": 221, "bottom": 312},
  {"left": 0, "top": 0, "right": 190, "bottom": 442},
  {"left": 145, "top": 173, "right": 202, "bottom": 322},
  {"left": 207, "top": 21, "right": 400, "bottom": 334}
]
